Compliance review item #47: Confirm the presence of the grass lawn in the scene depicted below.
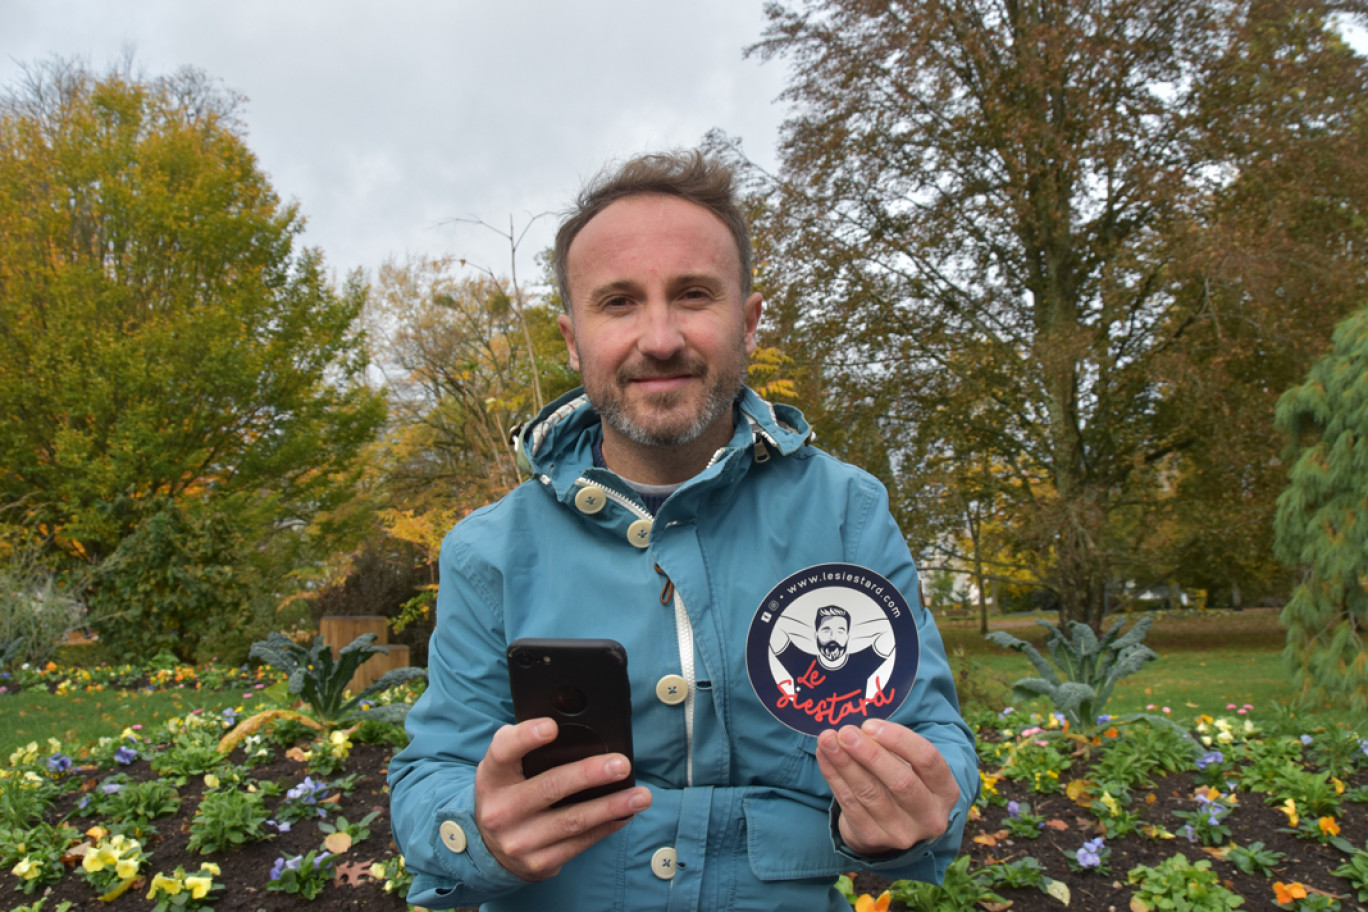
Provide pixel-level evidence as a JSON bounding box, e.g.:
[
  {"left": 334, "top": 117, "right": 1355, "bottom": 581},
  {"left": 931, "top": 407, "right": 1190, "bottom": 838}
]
[
  {"left": 5, "top": 607, "right": 1357, "bottom": 762},
  {"left": 0, "top": 686, "right": 245, "bottom": 760},
  {"left": 944, "top": 607, "right": 1364, "bottom": 730}
]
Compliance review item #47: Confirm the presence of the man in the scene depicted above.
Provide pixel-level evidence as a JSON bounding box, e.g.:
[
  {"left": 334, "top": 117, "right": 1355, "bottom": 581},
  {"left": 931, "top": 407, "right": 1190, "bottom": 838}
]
[
  {"left": 388, "top": 151, "right": 977, "bottom": 911},
  {"left": 771, "top": 604, "right": 895, "bottom": 702}
]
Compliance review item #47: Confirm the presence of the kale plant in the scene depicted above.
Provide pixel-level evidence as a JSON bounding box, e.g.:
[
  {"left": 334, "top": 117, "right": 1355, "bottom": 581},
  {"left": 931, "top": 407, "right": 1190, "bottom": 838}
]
[
  {"left": 986, "top": 615, "right": 1157, "bottom": 729},
  {"left": 248, "top": 632, "right": 425, "bottom": 725}
]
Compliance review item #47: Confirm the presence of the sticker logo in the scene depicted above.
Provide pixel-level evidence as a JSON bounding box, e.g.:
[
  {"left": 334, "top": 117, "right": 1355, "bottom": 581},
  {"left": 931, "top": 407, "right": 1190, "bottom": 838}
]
[{"left": 746, "top": 563, "right": 919, "bottom": 735}]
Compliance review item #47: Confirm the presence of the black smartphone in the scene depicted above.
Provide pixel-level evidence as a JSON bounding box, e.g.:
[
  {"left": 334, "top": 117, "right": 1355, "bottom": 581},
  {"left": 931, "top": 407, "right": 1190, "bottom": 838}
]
[{"left": 506, "top": 637, "right": 635, "bottom": 805}]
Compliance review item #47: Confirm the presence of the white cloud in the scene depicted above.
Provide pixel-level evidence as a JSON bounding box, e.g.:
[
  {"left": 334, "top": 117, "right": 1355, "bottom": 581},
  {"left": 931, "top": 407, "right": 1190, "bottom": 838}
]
[{"left": 2, "top": 0, "right": 791, "bottom": 284}]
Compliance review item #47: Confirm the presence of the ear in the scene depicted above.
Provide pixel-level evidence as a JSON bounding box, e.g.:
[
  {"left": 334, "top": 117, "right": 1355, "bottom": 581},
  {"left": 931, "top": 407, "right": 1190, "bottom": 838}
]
[
  {"left": 557, "top": 312, "right": 580, "bottom": 371},
  {"left": 743, "top": 292, "right": 763, "bottom": 356}
]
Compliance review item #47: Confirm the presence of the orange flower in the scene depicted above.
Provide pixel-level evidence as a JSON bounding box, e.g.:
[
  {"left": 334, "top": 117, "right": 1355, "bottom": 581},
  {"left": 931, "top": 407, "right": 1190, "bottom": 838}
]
[
  {"left": 854, "top": 892, "right": 892, "bottom": 912},
  {"left": 1317, "top": 816, "right": 1340, "bottom": 836},
  {"left": 1103, "top": 727, "right": 1119, "bottom": 738},
  {"left": 1273, "top": 881, "right": 1307, "bottom": 905}
]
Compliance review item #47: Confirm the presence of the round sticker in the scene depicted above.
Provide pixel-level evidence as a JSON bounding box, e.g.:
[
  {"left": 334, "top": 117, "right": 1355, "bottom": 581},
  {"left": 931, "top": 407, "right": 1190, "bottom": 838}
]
[{"left": 745, "top": 563, "right": 919, "bottom": 735}]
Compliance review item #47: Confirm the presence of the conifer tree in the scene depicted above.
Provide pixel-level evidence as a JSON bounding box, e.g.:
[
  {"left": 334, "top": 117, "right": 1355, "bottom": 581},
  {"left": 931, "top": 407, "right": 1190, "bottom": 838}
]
[{"left": 1274, "top": 307, "right": 1368, "bottom": 711}]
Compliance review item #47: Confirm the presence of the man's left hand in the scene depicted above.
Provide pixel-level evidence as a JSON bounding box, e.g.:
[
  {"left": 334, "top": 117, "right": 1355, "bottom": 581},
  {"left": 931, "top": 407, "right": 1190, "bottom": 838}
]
[{"left": 816, "top": 718, "right": 961, "bottom": 855}]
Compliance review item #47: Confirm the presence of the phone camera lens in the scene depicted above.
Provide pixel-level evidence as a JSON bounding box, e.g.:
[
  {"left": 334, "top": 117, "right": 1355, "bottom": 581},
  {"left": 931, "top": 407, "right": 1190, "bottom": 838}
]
[{"left": 515, "top": 651, "right": 536, "bottom": 669}]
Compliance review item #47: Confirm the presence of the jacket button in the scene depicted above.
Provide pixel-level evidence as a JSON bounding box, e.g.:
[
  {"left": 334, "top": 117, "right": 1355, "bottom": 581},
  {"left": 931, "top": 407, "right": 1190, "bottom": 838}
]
[
  {"left": 626, "top": 518, "right": 652, "bottom": 548},
  {"left": 575, "top": 486, "right": 606, "bottom": 514},
  {"left": 439, "top": 820, "right": 467, "bottom": 854},
  {"left": 655, "top": 674, "right": 688, "bottom": 705},
  {"left": 650, "top": 846, "right": 678, "bottom": 880}
]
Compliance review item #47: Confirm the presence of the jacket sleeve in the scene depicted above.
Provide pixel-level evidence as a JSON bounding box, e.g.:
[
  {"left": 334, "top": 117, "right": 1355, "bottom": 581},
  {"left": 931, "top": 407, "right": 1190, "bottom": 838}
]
[
  {"left": 830, "top": 475, "right": 980, "bottom": 882},
  {"left": 386, "top": 528, "right": 528, "bottom": 909}
]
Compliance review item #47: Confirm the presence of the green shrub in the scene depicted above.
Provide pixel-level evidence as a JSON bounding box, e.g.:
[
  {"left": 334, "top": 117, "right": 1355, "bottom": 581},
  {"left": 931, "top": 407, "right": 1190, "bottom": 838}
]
[{"left": 0, "top": 553, "right": 83, "bottom": 671}]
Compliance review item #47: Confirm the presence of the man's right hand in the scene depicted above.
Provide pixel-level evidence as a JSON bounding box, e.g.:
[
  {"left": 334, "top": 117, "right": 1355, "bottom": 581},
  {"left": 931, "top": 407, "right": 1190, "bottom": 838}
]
[{"left": 474, "top": 718, "right": 652, "bottom": 882}]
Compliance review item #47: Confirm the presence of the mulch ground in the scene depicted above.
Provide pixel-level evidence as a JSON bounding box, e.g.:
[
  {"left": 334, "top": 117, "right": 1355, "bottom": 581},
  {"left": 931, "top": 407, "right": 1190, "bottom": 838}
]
[
  {"left": 20, "top": 744, "right": 405, "bottom": 912},
  {"left": 858, "top": 767, "right": 1368, "bottom": 912}
]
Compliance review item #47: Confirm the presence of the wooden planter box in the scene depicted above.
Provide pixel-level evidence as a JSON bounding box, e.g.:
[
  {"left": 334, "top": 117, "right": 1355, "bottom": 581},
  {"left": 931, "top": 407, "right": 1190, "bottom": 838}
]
[{"left": 319, "top": 615, "right": 411, "bottom": 695}]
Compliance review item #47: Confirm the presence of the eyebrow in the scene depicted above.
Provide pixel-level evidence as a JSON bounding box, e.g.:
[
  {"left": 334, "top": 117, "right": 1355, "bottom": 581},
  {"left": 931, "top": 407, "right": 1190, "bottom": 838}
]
[
  {"left": 585, "top": 279, "right": 641, "bottom": 300},
  {"left": 670, "top": 273, "right": 725, "bottom": 288},
  {"left": 585, "top": 273, "right": 726, "bottom": 304}
]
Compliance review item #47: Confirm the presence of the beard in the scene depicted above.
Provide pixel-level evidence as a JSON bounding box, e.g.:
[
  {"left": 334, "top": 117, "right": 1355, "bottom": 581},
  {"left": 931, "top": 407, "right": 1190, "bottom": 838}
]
[
  {"left": 818, "top": 638, "right": 846, "bottom": 662},
  {"left": 584, "top": 346, "right": 745, "bottom": 449}
]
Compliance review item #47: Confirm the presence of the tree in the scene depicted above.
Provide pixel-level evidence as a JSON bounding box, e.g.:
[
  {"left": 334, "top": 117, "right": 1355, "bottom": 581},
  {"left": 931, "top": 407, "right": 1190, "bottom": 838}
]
[
  {"left": 365, "top": 255, "right": 576, "bottom": 511},
  {"left": 0, "top": 59, "right": 385, "bottom": 657},
  {"left": 1274, "top": 305, "right": 1368, "bottom": 712},
  {"left": 750, "top": 0, "right": 1368, "bottom": 626}
]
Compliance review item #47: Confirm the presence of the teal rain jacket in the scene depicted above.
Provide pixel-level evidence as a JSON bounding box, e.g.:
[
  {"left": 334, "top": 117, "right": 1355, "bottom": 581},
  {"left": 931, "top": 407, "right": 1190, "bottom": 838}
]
[{"left": 388, "top": 387, "right": 978, "bottom": 911}]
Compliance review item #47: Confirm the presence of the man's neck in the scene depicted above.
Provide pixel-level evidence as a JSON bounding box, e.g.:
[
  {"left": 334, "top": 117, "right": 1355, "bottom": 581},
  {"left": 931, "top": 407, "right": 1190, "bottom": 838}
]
[{"left": 598, "top": 414, "right": 736, "bottom": 486}]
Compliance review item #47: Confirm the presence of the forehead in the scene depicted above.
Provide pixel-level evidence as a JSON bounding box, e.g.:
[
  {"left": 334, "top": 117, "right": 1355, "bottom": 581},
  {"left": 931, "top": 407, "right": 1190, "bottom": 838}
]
[
  {"left": 817, "top": 615, "right": 848, "bottom": 628},
  {"left": 566, "top": 194, "right": 741, "bottom": 292}
]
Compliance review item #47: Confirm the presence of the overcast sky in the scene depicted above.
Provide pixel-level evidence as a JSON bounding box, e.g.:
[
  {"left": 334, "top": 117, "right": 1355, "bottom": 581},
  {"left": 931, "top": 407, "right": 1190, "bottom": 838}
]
[{"left": 2, "top": 1, "right": 792, "bottom": 288}]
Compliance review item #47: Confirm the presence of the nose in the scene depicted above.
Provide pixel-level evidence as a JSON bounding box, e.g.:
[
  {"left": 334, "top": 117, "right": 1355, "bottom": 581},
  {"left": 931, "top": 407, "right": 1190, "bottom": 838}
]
[{"left": 636, "top": 300, "right": 685, "bottom": 360}]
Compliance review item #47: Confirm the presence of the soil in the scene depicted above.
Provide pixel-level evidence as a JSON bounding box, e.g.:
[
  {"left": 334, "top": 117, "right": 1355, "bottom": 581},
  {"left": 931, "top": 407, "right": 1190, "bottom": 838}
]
[{"left": 7, "top": 738, "right": 1366, "bottom": 912}]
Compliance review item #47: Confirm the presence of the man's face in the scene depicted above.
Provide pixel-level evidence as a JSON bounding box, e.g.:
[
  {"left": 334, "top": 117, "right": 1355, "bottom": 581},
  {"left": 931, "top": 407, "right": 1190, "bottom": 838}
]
[
  {"left": 558, "top": 194, "right": 762, "bottom": 452},
  {"left": 816, "top": 616, "right": 850, "bottom": 663}
]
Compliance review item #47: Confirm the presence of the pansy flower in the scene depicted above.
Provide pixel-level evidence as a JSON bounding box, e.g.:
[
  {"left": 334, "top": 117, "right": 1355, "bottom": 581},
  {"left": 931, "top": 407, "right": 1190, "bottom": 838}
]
[
  {"left": 854, "top": 891, "right": 891, "bottom": 912},
  {"left": 1273, "top": 881, "right": 1307, "bottom": 905}
]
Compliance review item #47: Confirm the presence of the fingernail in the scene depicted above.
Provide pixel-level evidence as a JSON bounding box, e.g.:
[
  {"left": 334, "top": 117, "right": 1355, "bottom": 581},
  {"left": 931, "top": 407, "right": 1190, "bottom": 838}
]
[
  {"left": 838, "top": 726, "right": 861, "bottom": 748},
  {"left": 629, "top": 789, "right": 650, "bottom": 811},
  {"left": 535, "top": 720, "right": 555, "bottom": 740},
  {"left": 819, "top": 730, "right": 840, "bottom": 754},
  {"left": 863, "top": 718, "right": 885, "bottom": 738},
  {"left": 607, "top": 757, "right": 629, "bottom": 779}
]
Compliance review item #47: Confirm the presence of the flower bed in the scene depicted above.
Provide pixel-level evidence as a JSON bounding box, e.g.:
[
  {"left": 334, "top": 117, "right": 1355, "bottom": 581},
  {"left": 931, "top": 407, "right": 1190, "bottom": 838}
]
[
  {"left": 3, "top": 682, "right": 1366, "bottom": 912},
  {"left": 0, "top": 660, "right": 283, "bottom": 698},
  {"left": 851, "top": 705, "right": 1368, "bottom": 912}
]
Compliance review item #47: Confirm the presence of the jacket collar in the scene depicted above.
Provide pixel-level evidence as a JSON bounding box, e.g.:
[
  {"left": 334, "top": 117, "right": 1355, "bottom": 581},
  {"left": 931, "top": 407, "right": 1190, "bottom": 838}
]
[{"left": 514, "top": 386, "right": 810, "bottom": 493}]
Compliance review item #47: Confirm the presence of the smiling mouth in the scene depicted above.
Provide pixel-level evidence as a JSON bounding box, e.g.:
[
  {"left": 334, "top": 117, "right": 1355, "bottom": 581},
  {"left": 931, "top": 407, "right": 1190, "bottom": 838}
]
[
  {"left": 629, "top": 374, "right": 696, "bottom": 392},
  {"left": 620, "top": 357, "right": 707, "bottom": 392}
]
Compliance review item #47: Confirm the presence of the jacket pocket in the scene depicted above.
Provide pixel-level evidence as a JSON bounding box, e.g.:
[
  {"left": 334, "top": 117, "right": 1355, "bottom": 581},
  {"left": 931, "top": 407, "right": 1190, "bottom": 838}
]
[{"left": 742, "top": 789, "right": 846, "bottom": 881}]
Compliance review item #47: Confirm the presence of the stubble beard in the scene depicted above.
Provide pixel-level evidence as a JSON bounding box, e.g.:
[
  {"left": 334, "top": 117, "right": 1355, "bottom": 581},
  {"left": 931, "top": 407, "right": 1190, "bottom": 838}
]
[{"left": 583, "top": 345, "right": 746, "bottom": 449}]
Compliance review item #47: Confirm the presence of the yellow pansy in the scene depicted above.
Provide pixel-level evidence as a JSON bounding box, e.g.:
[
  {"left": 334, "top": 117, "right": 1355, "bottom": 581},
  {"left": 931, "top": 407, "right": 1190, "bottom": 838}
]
[
  {"left": 148, "top": 873, "right": 183, "bottom": 898},
  {"left": 83, "top": 851, "right": 108, "bottom": 873},
  {"left": 203, "top": 773, "right": 220, "bottom": 789},
  {"left": 200, "top": 862, "right": 221, "bottom": 876},
  {"left": 12, "top": 857, "right": 41, "bottom": 880},
  {"left": 115, "top": 857, "right": 140, "bottom": 880},
  {"left": 1100, "top": 790, "right": 1121, "bottom": 816},
  {"left": 185, "top": 874, "right": 214, "bottom": 899},
  {"left": 1279, "top": 798, "right": 1299, "bottom": 828}
]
